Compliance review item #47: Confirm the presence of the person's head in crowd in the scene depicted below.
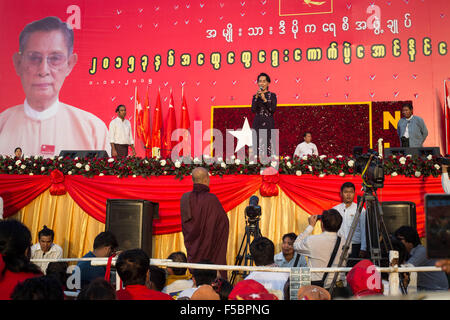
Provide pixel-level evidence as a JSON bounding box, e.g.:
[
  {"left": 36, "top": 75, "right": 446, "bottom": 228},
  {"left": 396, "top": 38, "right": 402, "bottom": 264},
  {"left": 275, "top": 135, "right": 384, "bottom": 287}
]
[
  {"left": 45, "top": 261, "right": 68, "bottom": 288},
  {"left": 212, "top": 277, "right": 234, "bottom": 301},
  {"left": 167, "top": 251, "right": 188, "bottom": 276},
  {"left": 14, "top": 147, "right": 23, "bottom": 158},
  {"left": 281, "top": 233, "right": 297, "bottom": 260},
  {"left": 192, "top": 167, "right": 210, "bottom": 187},
  {"left": 191, "top": 260, "right": 217, "bottom": 287},
  {"left": 250, "top": 237, "right": 275, "bottom": 266},
  {"left": 394, "top": 226, "right": 421, "bottom": 253},
  {"left": 346, "top": 259, "right": 383, "bottom": 298},
  {"left": 229, "top": 279, "right": 278, "bottom": 300},
  {"left": 115, "top": 104, "right": 126, "bottom": 120},
  {"left": 321, "top": 209, "right": 343, "bottom": 233},
  {"left": 0, "top": 219, "right": 41, "bottom": 276},
  {"left": 401, "top": 102, "right": 413, "bottom": 119},
  {"left": 37, "top": 225, "right": 55, "bottom": 253},
  {"left": 297, "top": 285, "right": 331, "bottom": 300},
  {"left": 92, "top": 231, "right": 118, "bottom": 257},
  {"left": 115, "top": 249, "right": 150, "bottom": 287},
  {"left": 340, "top": 182, "right": 356, "bottom": 205},
  {"left": 148, "top": 265, "right": 166, "bottom": 292},
  {"left": 190, "top": 283, "right": 220, "bottom": 300},
  {"left": 303, "top": 132, "right": 313, "bottom": 143},
  {"left": 13, "top": 16, "right": 78, "bottom": 110},
  {"left": 77, "top": 278, "right": 116, "bottom": 300},
  {"left": 11, "top": 275, "right": 64, "bottom": 300}
]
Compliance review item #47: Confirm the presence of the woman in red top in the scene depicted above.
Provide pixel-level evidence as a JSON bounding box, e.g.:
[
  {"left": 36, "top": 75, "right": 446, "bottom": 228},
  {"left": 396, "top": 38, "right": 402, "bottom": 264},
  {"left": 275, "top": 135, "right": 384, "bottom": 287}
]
[{"left": 0, "top": 220, "right": 43, "bottom": 300}]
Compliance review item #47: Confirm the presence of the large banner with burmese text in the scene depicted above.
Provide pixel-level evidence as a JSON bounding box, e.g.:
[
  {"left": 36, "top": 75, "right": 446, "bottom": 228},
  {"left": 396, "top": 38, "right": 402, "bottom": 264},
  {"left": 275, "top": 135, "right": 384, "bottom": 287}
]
[{"left": 0, "top": 0, "right": 449, "bottom": 157}]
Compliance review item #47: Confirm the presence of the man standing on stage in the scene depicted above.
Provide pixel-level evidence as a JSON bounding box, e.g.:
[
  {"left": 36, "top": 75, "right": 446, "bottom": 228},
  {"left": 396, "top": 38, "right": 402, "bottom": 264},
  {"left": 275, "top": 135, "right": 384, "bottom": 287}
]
[
  {"left": 109, "top": 104, "right": 136, "bottom": 158},
  {"left": 397, "top": 102, "right": 428, "bottom": 147},
  {"left": 180, "top": 167, "right": 229, "bottom": 278}
]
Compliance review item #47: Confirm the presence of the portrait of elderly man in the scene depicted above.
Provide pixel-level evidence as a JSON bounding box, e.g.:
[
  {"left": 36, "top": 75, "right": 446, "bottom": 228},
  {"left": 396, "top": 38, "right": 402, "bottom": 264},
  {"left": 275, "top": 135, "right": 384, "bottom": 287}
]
[{"left": 0, "top": 16, "right": 110, "bottom": 157}]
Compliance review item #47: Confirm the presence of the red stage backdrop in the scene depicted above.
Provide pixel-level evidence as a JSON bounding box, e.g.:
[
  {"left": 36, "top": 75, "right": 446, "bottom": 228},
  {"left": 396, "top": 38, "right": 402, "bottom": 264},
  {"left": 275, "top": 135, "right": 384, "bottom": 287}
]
[{"left": 0, "top": 0, "right": 449, "bottom": 157}]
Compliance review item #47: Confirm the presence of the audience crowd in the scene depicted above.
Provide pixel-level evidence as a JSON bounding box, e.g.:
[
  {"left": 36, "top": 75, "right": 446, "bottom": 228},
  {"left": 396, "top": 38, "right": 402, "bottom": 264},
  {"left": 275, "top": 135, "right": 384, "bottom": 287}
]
[{"left": 0, "top": 180, "right": 449, "bottom": 301}]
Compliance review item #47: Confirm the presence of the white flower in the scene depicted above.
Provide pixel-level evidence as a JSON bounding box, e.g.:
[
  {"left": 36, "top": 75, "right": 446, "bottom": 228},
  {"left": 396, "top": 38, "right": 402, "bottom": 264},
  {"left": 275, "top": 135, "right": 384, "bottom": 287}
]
[
  {"left": 319, "top": 173, "right": 326, "bottom": 178},
  {"left": 235, "top": 159, "right": 241, "bottom": 165},
  {"left": 99, "top": 173, "right": 104, "bottom": 176},
  {"left": 76, "top": 163, "right": 82, "bottom": 168},
  {"left": 59, "top": 164, "right": 63, "bottom": 168},
  {"left": 414, "top": 171, "right": 421, "bottom": 177},
  {"left": 434, "top": 164, "right": 440, "bottom": 170},
  {"left": 336, "top": 155, "right": 343, "bottom": 159},
  {"left": 399, "top": 157, "right": 406, "bottom": 165},
  {"left": 287, "top": 161, "right": 292, "bottom": 168},
  {"left": 347, "top": 160, "right": 355, "bottom": 167},
  {"left": 132, "top": 175, "right": 137, "bottom": 178},
  {"left": 427, "top": 155, "right": 433, "bottom": 161},
  {"left": 34, "top": 155, "right": 39, "bottom": 160},
  {"left": 68, "top": 171, "right": 73, "bottom": 175},
  {"left": 58, "top": 156, "right": 63, "bottom": 161},
  {"left": 74, "top": 157, "right": 79, "bottom": 161},
  {"left": 271, "top": 161, "right": 278, "bottom": 168},
  {"left": 249, "top": 160, "right": 255, "bottom": 165},
  {"left": 85, "top": 165, "right": 90, "bottom": 171},
  {"left": 108, "top": 158, "right": 114, "bottom": 163},
  {"left": 29, "top": 173, "right": 34, "bottom": 176},
  {"left": 193, "top": 157, "right": 201, "bottom": 164},
  {"left": 8, "top": 166, "right": 12, "bottom": 170},
  {"left": 392, "top": 155, "right": 396, "bottom": 159},
  {"left": 285, "top": 156, "right": 290, "bottom": 160},
  {"left": 41, "top": 166, "right": 45, "bottom": 172},
  {"left": 50, "top": 156, "right": 55, "bottom": 160},
  {"left": 175, "top": 160, "right": 181, "bottom": 168},
  {"left": 217, "top": 157, "right": 223, "bottom": 163},
  {"left": 203, "top": 154, "right": 210, "bottom": 159},
  {"left": 143, "top": 159, "right": 149, "bottom": 164},
  {"left": 160, "top": 160, "right": 167, "bottom": 166},
  {"left": 329, "top": 158, "right": 336, "bottom": 164},
  {"left": 231, "top": 155, "right": 236, "bottom": 160},
  {"left": 319, "top": 155, "right": 327, "bottom": 160},
  {"left": 15, "top": 160, "right": 21, "bottom": 166},
  {"left": 391, "top": 172, "right": 398, "bottom": 177},
  {"left": 308, "top": 165, "right": 313, "bottom": 172},
  {"left": 296, "top": 170, "right": 302, "bottom": 176},
  {"left": 406, "top": 154, "right": 412, "bottom": 158},
  {"left": 163, "top": 171, "right": 167, "bottom": 175},
  {"left": 33, "top": 163, "right": 37, "bottom": 167},
  {"left": 339, "top": 172, "right": 345, "bottom": 177},
  {"left": 20, "top": 164, "right": 26, "bottom": 169},
  {"left": 302, "top": 155, "right": 308, "bottom": 161},
  {"left": 221, "top": 162, "right": 226, "bottom": 168}
]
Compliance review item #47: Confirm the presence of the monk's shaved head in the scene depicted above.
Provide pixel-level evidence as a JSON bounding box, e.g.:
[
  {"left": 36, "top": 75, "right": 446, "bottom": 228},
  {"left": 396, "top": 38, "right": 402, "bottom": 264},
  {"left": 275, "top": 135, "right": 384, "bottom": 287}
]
[{"left": 192, "top": 167, "right": 209, "bottom": 186}]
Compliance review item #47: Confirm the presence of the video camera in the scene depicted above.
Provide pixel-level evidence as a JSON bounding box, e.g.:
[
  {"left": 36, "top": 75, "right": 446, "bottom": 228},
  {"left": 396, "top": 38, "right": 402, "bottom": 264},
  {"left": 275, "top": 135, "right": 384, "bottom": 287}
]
[
  {"left": 353, "top": 147, "right": 385, "bottom": 189},
  {"left": 245, "top": 195, "right": 262, "bottom": 224}
]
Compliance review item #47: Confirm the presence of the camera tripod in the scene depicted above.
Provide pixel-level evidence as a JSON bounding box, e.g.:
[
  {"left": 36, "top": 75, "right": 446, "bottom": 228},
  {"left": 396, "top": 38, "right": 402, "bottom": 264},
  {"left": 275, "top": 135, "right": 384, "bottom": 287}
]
[
  {"left": 328, "top": 184, "right": 394, "bottom": 296},
  {"left": 230, "top": 218, "right": 262, "bottom": 285}
]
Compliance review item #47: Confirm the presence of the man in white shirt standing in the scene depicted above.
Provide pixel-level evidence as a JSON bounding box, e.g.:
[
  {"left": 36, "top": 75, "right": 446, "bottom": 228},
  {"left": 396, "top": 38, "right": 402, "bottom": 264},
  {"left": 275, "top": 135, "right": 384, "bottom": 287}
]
[
  {"left": 333, "top": 182, "right": 367, "bottom": 266},
  {"left": 442, "top": 164, "right": 450, "bottom": 194},
  {"left": 109, "top": 104, "right": 136, "bottom": 158},
  {"left": 294, "top": 209, "right": 347, "bottom": 289},
  {"left": 293, "top": 132, "right": 319, "bottom": 158},
  {"left": 31, "top": 225, "right": 63, "bottom": 274}
]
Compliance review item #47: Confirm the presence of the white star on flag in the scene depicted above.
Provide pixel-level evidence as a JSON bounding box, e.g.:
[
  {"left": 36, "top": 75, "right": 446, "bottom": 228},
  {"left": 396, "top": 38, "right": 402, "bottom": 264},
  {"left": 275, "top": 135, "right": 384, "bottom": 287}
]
[{"left": 229, "top": 117, "right": 253, "bottom": 152}]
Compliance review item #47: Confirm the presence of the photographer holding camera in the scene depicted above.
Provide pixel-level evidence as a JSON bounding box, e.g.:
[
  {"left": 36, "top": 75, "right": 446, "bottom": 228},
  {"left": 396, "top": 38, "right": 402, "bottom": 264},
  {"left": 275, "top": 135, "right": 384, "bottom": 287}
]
[{"left": 293, "top": 209, "right": 347, "bottom": 289}]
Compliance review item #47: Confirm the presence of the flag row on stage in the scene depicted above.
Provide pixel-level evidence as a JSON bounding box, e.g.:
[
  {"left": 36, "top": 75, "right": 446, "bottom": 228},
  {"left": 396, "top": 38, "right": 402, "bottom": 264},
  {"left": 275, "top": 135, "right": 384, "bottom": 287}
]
[{"left": 134, "top": 87, "right": 190, "bottom": 158}]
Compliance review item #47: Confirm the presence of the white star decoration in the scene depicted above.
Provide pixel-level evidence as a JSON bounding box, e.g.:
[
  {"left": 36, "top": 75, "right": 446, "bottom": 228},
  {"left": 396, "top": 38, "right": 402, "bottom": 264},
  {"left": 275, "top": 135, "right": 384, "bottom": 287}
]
[{"left": 229, "top": 117, "right": 253, "bottom": 152}]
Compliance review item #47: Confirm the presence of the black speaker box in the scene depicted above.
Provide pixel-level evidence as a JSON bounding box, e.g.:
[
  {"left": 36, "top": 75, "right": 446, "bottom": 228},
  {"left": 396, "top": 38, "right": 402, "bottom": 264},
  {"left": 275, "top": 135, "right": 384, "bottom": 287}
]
[
  {"left": 59, "top": 150, "right": 109, "bottom": 159},
  {"left": 380, "top": 201, "right": 416, "bottom": 235},
  {"left": 105, "top": 199, "right": 159, "bottom": 257}
]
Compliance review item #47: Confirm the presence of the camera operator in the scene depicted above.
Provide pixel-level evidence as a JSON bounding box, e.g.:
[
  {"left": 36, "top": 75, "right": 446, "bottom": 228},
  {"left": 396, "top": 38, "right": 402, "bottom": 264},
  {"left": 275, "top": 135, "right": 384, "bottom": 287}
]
[
  {"left": 442, "top": 164, "right": 450, "bottom": 194},
  {"left": 293, "top": 209, "right": 347, "bottom": 289}
]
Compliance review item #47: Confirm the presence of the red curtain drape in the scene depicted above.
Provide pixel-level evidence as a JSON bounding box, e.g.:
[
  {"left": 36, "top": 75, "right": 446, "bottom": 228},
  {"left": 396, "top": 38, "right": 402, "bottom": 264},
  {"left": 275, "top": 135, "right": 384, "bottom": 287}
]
[{"left": 0, "top": 174, "right": 444, "bottom": 236}]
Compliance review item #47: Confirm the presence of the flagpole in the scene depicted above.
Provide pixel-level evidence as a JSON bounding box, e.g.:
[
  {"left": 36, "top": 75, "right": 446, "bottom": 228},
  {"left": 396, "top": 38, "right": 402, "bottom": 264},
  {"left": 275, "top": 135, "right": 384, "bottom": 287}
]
[{"left": 134, "top": 86, "right": 137, "bottom": 147}]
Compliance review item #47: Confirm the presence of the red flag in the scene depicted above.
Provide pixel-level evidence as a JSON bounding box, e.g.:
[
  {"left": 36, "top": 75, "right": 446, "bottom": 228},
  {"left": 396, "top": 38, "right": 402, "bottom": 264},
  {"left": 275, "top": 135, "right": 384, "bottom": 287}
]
[
  {"left": 142, "top": 86, "right": 151, "bottom": 148},
  {"left": 162, "top": 89, "right": 177, "bottom": 158},
  {"left": 180, "top": 87, "right": 191, "bottom": 157},
  {"left": 151, "top": 88, "right": 163, "bottom": 158},
  {"left": 135, "top": 87, "right": 144, "bottom": 142}
]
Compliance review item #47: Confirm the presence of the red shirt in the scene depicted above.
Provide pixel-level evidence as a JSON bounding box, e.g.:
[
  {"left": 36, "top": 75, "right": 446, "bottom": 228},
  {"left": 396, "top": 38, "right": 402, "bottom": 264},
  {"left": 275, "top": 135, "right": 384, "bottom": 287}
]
[
  {"left": 116, "top": 285, "right": 173, "bottom": 300},
  {"left": 0, "top": 270, "right": 42, "bottom": 300}
]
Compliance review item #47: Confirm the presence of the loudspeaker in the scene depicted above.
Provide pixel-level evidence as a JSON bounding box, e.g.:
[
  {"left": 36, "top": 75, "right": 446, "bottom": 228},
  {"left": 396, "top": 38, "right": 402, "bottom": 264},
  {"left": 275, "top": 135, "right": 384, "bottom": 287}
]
[
  {"left": 105, "top": 199, "right": 159, "bottom": 257},
  {"left": 380, "top": 201, "right": 416, "bottom": 235},
  {"left": 59, "top": 150, "right": 109, "bottom": 159}
]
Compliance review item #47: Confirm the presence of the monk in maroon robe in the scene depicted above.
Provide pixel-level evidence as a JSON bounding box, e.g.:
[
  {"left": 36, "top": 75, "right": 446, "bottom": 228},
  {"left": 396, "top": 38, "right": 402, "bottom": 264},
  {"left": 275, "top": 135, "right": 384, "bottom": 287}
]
[{"left": 180, "top": 167, "right": 229, "bottom": 278}]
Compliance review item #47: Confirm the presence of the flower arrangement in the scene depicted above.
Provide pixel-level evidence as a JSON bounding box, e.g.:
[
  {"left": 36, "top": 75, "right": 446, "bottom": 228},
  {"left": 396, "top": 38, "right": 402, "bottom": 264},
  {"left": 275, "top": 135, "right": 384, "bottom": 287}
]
[{"left": 0, "top": 153, "right": 443, "bottom": 180}]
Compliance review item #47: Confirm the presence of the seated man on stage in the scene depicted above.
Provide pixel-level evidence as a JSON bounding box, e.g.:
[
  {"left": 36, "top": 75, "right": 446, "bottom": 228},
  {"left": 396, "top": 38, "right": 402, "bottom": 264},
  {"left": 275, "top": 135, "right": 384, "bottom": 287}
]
[
  {"left": 0, "top": 16, "right": 110, "bottom": 157},
  {"left": 293, "top": 132, "right": 319, "bottom": 158},
  {"left": 180, "top": 167, "right": 229, "bottom": 279}
]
